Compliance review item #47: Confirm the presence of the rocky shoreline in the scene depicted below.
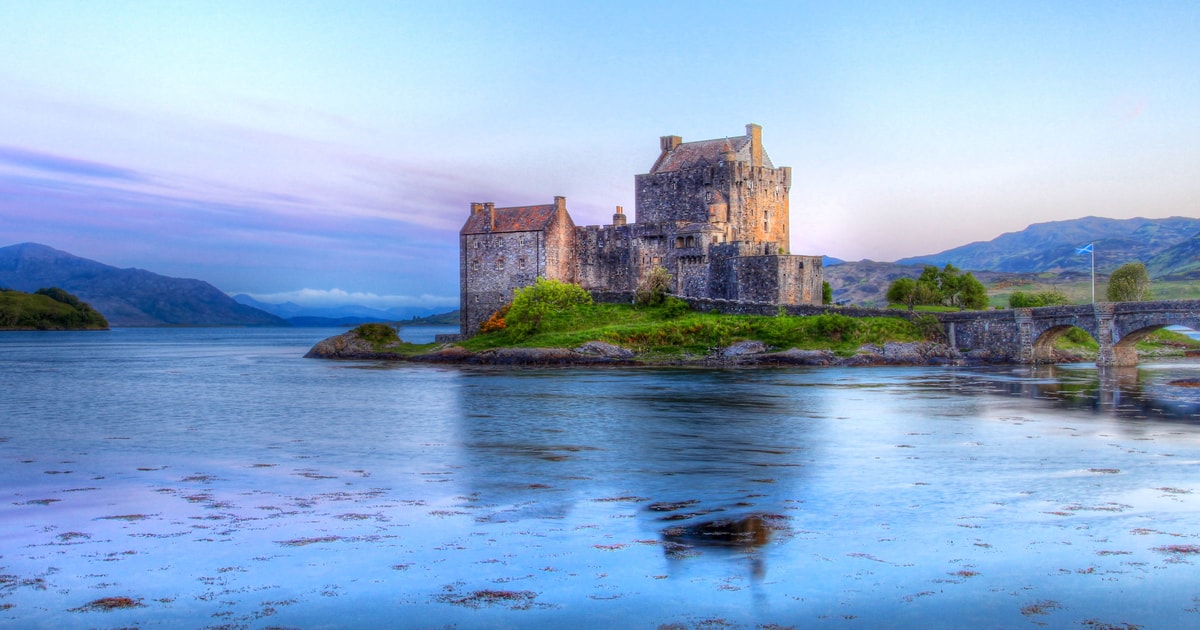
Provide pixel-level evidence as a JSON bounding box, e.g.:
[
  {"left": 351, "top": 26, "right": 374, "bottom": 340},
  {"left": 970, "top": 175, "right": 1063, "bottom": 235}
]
[{"left": 304, "top": 330, "right": 987, "bottom": 367}]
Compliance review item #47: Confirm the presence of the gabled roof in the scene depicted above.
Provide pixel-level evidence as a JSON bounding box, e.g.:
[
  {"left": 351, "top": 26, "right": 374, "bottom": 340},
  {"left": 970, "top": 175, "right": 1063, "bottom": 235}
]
[
  {"left": 650, "top": 135, "right": 774, "bottom": 174},
  {"left": 460, "top": 204, "right": 558, "bottom": 235}
]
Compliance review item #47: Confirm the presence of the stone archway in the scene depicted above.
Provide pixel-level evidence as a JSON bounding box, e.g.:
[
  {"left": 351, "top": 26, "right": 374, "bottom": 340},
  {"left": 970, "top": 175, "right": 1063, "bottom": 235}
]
[{"left": 1031, "top": 325, "right": 1095, "bottom": 364}]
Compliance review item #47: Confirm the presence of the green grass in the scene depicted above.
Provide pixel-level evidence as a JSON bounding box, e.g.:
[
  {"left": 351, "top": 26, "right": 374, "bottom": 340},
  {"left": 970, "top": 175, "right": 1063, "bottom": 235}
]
[
  {"left": 0, "top": 289, "right": 109, "bottom": 330},
  {"left": 1051, "top": 326, "right": 1200, "bottom": 357},
  {"left": 353, "top": 301, "right": 1199, "bottom": 361},
  {"left": 455, "top": 303, "right": 925, "bottom": 357}
]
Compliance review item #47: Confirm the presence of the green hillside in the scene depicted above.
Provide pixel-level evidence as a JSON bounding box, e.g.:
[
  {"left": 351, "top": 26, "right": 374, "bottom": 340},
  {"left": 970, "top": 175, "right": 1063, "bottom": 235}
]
[{"left": 0, "top": 287, "right": 109, "bottom": 330}]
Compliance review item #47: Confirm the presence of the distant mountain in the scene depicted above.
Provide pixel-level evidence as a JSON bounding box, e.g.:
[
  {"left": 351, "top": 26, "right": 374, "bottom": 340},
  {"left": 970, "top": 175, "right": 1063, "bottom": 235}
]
[
  {"left": 0, "top": 243, "right": 287, "bottom": 327},
  {"left": 895, "top": 216, "right": 1200, "bottom": 276},
  {"left": 1147, "top": 232, "right": 1200, "bottom": 280},
  {"left": 232, "top": 294, "right": 454, "bottom": 325}
]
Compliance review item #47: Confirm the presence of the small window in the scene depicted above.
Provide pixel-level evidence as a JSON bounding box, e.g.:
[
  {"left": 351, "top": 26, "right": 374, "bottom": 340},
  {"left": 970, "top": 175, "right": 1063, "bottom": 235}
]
[
  {"left": 518, "top": 258, "right": 526, "bottom": 271},
  {"left": 495, "top": 258, "right": 505, "bottom": 271}
]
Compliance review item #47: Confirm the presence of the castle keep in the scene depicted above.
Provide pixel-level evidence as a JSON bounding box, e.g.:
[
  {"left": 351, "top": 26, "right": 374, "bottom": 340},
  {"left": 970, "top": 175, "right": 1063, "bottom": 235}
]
[{"left": 459, "top": 124, "right": 824, "bottom": 335}]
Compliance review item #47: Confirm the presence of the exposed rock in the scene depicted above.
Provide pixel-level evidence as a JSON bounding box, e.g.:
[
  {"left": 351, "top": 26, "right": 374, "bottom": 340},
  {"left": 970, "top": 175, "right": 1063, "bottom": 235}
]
[
  {"left": 575, "top": 341, "right": 635, "bottom": 359},
  {"left": 757, "top": 348, "right": 837, "bottom": 366},
  {"left": 880, "top": 342, "right": 962, "bottom": 365},
  {"left": 721, "top": 340, "right": 768, "bottom": 357},
  {"left": 305, "top": 332, "right": 971, "bottom": 367},
  {"left": 304, "top": 331, "right": 375, "bottom": 359}
]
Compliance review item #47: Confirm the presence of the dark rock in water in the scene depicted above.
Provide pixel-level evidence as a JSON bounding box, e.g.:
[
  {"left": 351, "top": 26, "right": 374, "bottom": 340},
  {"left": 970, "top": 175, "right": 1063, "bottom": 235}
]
[
  {"left": 662, "top": 513, "right": 787, "bottom": 548},
  {"left": 1169, "top": 378, "right": 1200, "bottom": 388}
]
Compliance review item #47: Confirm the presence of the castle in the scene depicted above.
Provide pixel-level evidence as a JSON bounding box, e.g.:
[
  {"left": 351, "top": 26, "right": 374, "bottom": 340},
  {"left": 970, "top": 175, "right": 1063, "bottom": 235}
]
[{"left": 458, "top": 124, "right": 824, "bottom": 335}]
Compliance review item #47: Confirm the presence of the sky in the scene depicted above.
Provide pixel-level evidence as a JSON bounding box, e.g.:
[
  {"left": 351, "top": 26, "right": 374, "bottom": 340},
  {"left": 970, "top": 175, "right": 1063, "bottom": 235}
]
[{"left": 1, "top": 1, "right": 1197, "bottom": 309}]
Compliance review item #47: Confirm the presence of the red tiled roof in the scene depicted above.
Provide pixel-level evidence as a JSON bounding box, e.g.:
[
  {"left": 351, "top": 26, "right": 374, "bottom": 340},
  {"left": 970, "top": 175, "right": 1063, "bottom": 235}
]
[
  {"left": 460, "top": 204, "right": 558, "bottom": 234},
  {"left": 650, "top": 135, "right": 774, "bottom": 173}
]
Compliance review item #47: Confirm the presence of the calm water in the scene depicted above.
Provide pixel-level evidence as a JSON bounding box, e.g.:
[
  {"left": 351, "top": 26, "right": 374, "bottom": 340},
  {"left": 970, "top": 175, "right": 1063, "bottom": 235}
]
[{"left": 2, "top": 328, "right": 1199, "bottom": 629}]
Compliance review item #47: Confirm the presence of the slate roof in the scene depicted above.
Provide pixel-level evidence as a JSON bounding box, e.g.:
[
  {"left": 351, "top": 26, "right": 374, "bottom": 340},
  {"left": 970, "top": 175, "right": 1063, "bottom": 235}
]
[
  {"left": 460, "top": 204, "right": 558, "bottom": 235},
  {"left": 650, "top": 135, "right": 774, "bottom": 174}
]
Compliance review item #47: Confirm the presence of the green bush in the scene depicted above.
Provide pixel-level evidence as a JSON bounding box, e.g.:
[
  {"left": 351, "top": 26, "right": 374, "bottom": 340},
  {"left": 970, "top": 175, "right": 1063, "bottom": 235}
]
[
  {"left": 353, "top": 323, "right": 400, "bottom": 344},
  {"left": 912, "top": 314, "right": 946, "bottom": 342},
  {"left": 660, "top": 296, "right": 691, "bottom": 318},
  {"left": 1009, "top": 290, "right": 1070, "bottom": 308},
  {"left": 809, "top": 313, "right": 861, "bottom": 342},
  {"left": 635, "top": 266, "right": 672, "bottom": 306},
  {"left": 506, "top": 277, "right": 593, "bottom": 339}
]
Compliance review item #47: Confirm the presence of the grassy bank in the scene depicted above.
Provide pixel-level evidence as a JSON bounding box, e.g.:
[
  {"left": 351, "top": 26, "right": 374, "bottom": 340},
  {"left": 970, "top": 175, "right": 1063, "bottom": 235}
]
[
  {"left": 0, "top": 288, "right": 109, "bottom": 330},
  {"left": 345, "top": 303, "right": 1199, "bottom": 361},
  {"left": 352, "top": 303, "right": 930, "bottom": 359}
]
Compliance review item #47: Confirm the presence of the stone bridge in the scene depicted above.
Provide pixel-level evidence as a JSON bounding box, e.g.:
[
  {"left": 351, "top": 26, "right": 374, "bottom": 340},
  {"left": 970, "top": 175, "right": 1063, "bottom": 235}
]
[{"left": 938, "top": 300, "right": 1200, "bottom": 366}]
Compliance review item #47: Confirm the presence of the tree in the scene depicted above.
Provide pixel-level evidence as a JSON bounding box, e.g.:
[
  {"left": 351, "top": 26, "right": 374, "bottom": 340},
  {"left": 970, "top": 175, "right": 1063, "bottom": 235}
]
[
  {"left": 1106, "top": 262, "right": 1151, "bottom": 302},
  {"left": 822, "top": 281, "right": 833, "bottom": 305},
  {"left": 951, "top": 272, "right": 988, "bottom": 310},
  {"left": 635, "top": 266, "right": 672, "bottom": 306},
  {"left": 887, "top": 277, "right": 920, "bottom": 310},
  {"left": 886, "top": 265, "right": 988, "bottom": 311},
  {"left": 506, "top": 277, "right": 593, "bottom": 339}
]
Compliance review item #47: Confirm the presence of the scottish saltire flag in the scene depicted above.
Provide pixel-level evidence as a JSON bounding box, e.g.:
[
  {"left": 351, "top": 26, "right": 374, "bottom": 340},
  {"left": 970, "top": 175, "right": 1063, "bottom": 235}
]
[{"left": 1076, "top": 243, "right": 1093, "bottom": 255}]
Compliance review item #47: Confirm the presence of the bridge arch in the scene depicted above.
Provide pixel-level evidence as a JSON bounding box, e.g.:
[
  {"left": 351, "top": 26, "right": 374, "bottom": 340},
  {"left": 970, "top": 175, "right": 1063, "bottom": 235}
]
[
  {"left": 1030, "top": 325, "right": 1095, "bottom": 364},
  {"left": 1104, "top": 302, "right": 1200, "bottom": 366}
]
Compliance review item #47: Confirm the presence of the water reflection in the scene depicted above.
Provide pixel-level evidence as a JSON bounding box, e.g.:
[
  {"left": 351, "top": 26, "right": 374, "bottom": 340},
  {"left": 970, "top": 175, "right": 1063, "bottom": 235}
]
[
  {"left": 450, "top": 368, "right": 830, "bottom": 579},
  {"left": 945, "top": 362, "right": 1200, "bottom": 420}
]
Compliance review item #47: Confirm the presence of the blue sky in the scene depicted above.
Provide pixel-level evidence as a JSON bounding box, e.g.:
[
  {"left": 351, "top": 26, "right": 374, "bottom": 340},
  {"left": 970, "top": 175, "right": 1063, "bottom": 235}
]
[{"left": 1, "top": 1, "right": 1196, "bottom": 308}]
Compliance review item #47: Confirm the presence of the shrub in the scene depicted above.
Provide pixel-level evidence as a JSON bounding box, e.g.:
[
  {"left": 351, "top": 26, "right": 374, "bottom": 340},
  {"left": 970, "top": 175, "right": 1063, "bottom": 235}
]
[
  {"left": 809, "top": 313, "right": 860, "bottom": 342},
  {"left": 661, "top": 296, "right": 691, "bottom": 318},
  {"left": 1010, "top": 290, "right": 1070, "bottom": 308},
  {"left": 353, "top": 323, "right": 399, "bottom": 344},
  {"left": 913, "top": 314, "right": 946, "bottom": 343},
  {"left": 635, "top": 266, "right": 672, "bottom": 306},
  {"left": 480, "top": 304, "right": 509, "bottom": 334},
  {"left": 506, "top": 277, "right": 593, "bottom": 339}
]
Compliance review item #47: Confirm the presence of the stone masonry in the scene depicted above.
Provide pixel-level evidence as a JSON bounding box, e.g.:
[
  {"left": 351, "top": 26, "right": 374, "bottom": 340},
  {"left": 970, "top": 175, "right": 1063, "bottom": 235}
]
[{"left": 459, "top": 124, "right": 824, "bottom": 335}]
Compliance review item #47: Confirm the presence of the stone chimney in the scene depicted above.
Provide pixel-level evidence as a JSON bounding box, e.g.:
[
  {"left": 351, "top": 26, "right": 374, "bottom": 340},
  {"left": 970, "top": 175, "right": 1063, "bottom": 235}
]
[
  {"left": 746, "top": 123, "right": 762, "bottom": 168},
  {"left": 612, "top": 205, "right": 626, "bottom": 226},
  {"left": 660, "top": 135, "right": 682, "bottom": 152},
  {"left": 484, "top": 202, "right": 495, "bottom": 231},
  {"left": 471, "top": 202, "right": 484, "bottom": 215}
]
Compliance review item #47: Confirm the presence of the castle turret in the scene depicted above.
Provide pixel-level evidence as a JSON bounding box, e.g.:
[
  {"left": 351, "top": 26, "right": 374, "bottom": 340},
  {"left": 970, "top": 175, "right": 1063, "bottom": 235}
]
[
  {"left": 612, "top": 205, "right": 626, "bottom": 226},
  {"left": 720, "top": 139, "right": 737, "bottom": 165}
]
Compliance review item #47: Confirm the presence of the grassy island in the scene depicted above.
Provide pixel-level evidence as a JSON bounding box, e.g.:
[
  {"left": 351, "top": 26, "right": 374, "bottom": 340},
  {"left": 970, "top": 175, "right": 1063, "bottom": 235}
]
[
  {"left": 0, "top": 287, "right": 109, "bottom": 330},
  {"left": 326, "top": 296, "right": 1199, "bottom": 365}
]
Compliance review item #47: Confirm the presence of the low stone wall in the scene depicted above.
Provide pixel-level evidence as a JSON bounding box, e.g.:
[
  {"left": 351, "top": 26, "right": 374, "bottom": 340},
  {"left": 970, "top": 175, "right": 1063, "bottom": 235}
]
[
  {"left": 936, "top": 310, "right": 1022, "bottom": 361},
  {"left": 676, "top": 296, "right": 916, "bottom": 320}
]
